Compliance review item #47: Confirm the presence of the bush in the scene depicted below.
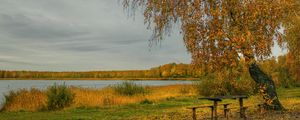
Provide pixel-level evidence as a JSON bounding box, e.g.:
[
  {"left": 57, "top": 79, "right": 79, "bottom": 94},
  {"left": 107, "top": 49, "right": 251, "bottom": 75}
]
[
  {"left": 140, "top": 99, "right": 153, "bottom": 104},
  {"left": 47, "top": 83, "right": 74, "bottom": 110},
  {"left": 113, "top": 81, "right": 148, "bottom": 96},
  {"left": 1, "top": 88, "right": 46, "bottom": 112},
  {"left": 195, "top": 74, "right": 255, "bottom": 96}
]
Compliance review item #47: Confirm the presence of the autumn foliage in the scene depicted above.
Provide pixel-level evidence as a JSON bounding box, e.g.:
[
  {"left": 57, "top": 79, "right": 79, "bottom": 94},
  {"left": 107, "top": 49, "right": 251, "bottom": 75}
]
[{"left": 123, "top": 0, "right": 296, "bottom": 71}]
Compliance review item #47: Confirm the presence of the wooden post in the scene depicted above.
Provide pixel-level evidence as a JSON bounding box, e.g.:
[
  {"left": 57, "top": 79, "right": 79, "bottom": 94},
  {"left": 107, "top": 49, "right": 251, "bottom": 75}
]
[
  {"left": 223, "top": 104, "right": 229, "bottom": 118},
  {"left": 214, "top": 101, "right": 218, "bottom": 120},
  {"left": 210, "top": 106, "right": 214, "bottom": 120},
  {"left": 192, "top": 108, "right": 196, "bottom": 120},
  {"left": 239, "top": 98, "right": 244, "bottom": 118}
]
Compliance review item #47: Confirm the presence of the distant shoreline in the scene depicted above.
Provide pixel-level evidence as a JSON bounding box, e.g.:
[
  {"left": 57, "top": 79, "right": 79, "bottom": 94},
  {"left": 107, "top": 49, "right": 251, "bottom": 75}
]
[{"left": 0, "top": 78, "right": 199, "bottom": 80}]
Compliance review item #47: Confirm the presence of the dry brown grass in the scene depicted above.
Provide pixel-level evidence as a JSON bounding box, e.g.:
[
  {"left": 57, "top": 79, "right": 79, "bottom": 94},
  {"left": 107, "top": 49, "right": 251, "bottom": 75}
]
[
  {"left": 72, "top": 84, "right": 196, "bottom": 108},
  {"left": 1, "top": 84, "right": 197, "bottom": 112},
  {"left": 1, "top": 88, "right": 47, "bottom": 112}
]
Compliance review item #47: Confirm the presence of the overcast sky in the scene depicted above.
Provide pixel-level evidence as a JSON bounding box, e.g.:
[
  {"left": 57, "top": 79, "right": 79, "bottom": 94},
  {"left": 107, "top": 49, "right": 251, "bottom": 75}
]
[
  {"left": 0, "top": 0, "right": 192, "bottom": 71},
  {"left": 0, "top": 0, "right": 286, "bottom": 71}
]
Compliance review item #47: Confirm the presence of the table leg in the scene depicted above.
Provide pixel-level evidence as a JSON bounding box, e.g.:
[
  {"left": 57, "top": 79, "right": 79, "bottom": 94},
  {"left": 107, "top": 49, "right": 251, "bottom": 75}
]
[
  {"left": 214, "top": 101, "right": 218, "bottom": 120},
  {"left": 192, "top": 108, "right": 196, "bottom": 120},
  {"left": 223, "top": 104, "right": 228, "bottom": 118},
  {"left": 210, "top": 106, "right": 214, "bottom": 120},
  {"left": 239, "top": 98, "right": 244, "bottom": 118}
]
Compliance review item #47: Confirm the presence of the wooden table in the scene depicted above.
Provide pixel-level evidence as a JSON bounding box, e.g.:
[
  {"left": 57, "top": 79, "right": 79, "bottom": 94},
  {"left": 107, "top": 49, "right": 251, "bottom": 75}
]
[{"left": 199, "top": 95, "right": 248, "bottom": 120}]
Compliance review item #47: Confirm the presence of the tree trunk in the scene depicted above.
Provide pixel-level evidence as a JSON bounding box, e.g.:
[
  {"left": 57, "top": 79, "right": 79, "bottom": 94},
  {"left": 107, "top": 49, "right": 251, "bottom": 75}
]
[{"left": 248, "top": 62, "right": 284, "bottom": 111}]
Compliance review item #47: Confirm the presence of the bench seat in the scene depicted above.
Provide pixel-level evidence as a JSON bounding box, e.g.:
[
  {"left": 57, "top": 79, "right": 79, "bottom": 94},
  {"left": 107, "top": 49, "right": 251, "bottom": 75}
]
[{"left": 187, "top": 105, "right": 214, "bottom": 120}]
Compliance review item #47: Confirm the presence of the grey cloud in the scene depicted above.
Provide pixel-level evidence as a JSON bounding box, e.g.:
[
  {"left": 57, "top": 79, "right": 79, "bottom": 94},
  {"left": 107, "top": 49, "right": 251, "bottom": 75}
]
[
  {"left": 58, "top": 44, "right": 107, "bottom": 52},
  {"left": 109, "top": 38, "right": 145, "bottom": 45},
  {"left": 0, "top": 0, "right": 191, "bottom": 71},
  {"left": 0, "top": 59, "right": 39, "bottom": 66},
  {"left": 0, "top": 13, "right": 89, "bottom": 41}
]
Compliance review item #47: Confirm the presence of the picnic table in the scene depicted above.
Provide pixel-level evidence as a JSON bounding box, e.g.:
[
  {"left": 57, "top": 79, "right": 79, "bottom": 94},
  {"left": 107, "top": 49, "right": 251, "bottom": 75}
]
[{"left": 199, "top": 95, "right": 248, "bottom": 120}]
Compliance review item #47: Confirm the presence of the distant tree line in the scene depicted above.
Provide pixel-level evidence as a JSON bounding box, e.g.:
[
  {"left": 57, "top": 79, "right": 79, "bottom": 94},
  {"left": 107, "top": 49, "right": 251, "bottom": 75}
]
[
  {"left": 0, "top": 63, "right": 198, "bottom": 79},
  {"left": 0, "top": 54, "right": 299, "bottom": 87}
]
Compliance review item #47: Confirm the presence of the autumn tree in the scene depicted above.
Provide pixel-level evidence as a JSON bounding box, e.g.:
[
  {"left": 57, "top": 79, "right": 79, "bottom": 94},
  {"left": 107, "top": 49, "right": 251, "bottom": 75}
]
[
  {"left": 284, "top": 1, "right": 300, "bottom": 83},
  {"left": 122, "top": 0, "right": 297, "bottom": 110}
]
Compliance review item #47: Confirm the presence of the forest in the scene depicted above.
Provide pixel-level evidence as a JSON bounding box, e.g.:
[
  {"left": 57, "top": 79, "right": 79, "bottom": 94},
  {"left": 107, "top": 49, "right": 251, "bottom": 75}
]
[{"left": 1, "top": 53, "right": 299, "bottom": 88}]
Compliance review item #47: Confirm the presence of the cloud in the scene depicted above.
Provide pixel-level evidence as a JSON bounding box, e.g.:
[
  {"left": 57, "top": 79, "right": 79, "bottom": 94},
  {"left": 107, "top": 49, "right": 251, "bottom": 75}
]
[
  {"left": 0, "top": 0, "right": 191, "bottom": 71},
  {"left": 0, "top": 13, "right": 89, "bottom": 41},
  {"left": 0, "top": 56, "right": 39, "bottom": 66}
]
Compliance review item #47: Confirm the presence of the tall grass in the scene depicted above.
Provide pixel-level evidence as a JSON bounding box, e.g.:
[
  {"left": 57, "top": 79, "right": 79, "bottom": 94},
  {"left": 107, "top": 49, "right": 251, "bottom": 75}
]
[
  {"left": 1, "top": 88, "right": 46, "bottom": 112},
  {"left": 112, "top": 81, "right": 148, "bottom": 96},
  {"left": 1, "top": 84, "right": 196, "bottom": 112},
  {"left": 72, "top": 84, "right": 196, "bottom": 107}
]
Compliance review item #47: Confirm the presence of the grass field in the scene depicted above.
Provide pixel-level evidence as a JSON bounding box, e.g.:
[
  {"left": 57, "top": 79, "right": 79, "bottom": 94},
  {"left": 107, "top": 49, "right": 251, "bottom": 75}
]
[{"left": 0, "top": 86, "right": 299, "bottom": 120}]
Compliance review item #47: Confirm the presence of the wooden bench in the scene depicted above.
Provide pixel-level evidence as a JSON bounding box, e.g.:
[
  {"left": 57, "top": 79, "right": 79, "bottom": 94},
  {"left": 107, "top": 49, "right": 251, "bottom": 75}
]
[
  {"left": 187, "top": 105, "right": 214, "bottom": 120},
  {"left": 187, "top": 103, "right": 232, "bottom": 120},
  {"left": 223, "top": 106, "right": 249, "bottom": 119},
  {"left": 219, "top": 103, "right": 231, "bottom": 118},
  {"left": 199, "top": 95, "right": 248, "bottom": 120}
]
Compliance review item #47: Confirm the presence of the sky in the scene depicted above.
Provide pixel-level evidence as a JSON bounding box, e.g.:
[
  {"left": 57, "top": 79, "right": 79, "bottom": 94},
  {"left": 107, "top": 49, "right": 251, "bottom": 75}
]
[
  {"left": 0, "top": 0, "right": 285, "bottom": 71},
  {"left": 0, "top": 0, "right": 192, "bottom": 71}
]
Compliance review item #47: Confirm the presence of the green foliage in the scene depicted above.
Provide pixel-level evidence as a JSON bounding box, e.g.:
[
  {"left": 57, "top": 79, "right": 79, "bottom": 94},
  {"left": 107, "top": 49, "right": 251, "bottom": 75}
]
[
  {"left": 113, "top": 81, "right": 148, "bottom": 96},
  {"left": 47, "top": 83, "right": 74, "bottom": 110},
  {"left": 195, "top": 74, "right": 255, "bottom": 96},
  {"left": 260, "top": 55, "right": 300, "bottom": 88},
  {"left": 140, "top": 99, "right": 153, "bottom": 104}
]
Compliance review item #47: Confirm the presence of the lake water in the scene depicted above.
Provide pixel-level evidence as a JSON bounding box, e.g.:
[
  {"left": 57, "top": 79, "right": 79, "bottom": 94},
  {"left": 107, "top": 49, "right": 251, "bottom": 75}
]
[{"left": 0, "top": 80, "right": 192, "bottom": 106}]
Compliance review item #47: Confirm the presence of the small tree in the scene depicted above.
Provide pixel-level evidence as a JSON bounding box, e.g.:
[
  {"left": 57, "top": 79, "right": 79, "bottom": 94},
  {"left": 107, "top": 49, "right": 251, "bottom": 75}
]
[
  {"left": 122, "top": 0, "right": 298, "bottom": 110},
  {"left": 47, "top": 83, "right": 74, "bottom": 110}
]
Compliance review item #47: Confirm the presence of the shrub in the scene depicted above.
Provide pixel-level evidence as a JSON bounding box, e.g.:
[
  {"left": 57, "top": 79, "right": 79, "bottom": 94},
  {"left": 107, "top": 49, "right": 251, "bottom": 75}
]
[
  {"left": 1, "top": 88, "right": 46, "bottom": 112},
  {"left": 195, "top": 74, "right": 255, "bottom": 96},
  {"left": 113, "top": 81, "right": 148, "bottom": 96},
  {"left": 47, "top": 83, "right": 74, "bottom": 110},
  {"left": 140, "top": 99, "right": 153, "bottom": 104}
]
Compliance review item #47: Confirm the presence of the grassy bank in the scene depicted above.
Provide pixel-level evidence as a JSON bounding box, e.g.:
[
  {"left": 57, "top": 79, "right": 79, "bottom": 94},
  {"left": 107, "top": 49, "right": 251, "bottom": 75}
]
[
  {"left": 0, "top": 85, "right": 299, "bottom": 119},
  {"left": 0, "top": 86, "right": 300, "bottom": 120},
  {"left": 1, "top": 84, "right": 196, "bottom": 112}
]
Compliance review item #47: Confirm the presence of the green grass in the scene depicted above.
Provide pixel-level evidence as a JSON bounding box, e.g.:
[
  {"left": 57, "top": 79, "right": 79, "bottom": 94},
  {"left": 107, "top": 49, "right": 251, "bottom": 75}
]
[
  {"left": 0, "top": 87, "right": 299, "bottom": 120},
  {"left": 0, "top": 96, "right": 199, "bottom": 120},
  {"left": 277, "top": 87, "right": 300, "bottom": 98}
]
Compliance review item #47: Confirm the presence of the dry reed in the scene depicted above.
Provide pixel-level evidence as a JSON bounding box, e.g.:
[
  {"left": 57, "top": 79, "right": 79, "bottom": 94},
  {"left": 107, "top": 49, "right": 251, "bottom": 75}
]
[
  {"left": 1, "top": 88, "right": 47, "bottom": 112},
  {"left": 1, "top": 84, "right": 196, "bottom": 112}
]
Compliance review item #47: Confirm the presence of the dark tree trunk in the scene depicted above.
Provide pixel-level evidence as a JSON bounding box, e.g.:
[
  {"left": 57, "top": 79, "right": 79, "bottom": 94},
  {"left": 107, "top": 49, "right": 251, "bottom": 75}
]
[{"left": 248, "top": 62, "right": 284, "bottom": 111}]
